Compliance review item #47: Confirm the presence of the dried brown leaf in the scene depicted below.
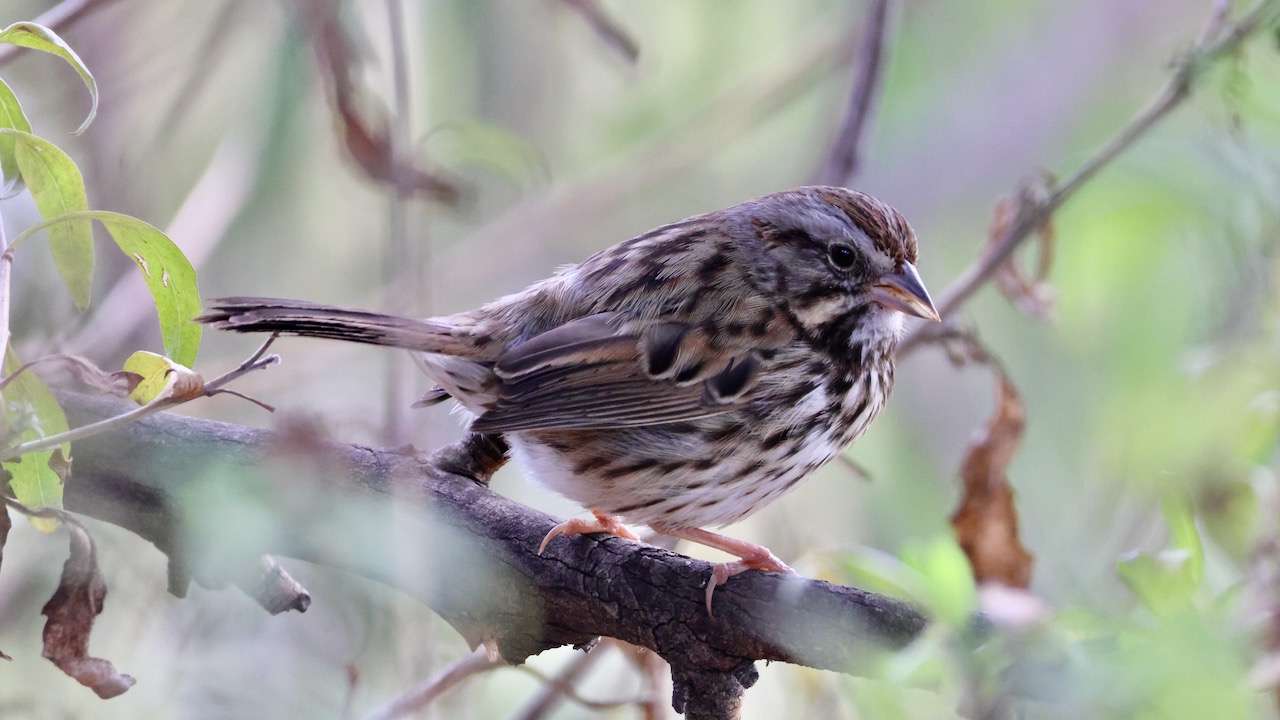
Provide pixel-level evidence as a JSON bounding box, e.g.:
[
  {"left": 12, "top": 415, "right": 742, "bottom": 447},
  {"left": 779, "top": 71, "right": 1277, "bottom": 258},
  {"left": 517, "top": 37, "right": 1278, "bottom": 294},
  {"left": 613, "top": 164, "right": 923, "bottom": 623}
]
[
  {"left": 304, "top": 0, "right": 462, "bottom": 204},
  {"left": 49, "top": 446, "right": 72, "bottom": 485},
  {"left": 239, "top": 555, "right": 311, "bottom": 615},
  {"left": 987, "top": 172, "right": 1058, "bottom": 321},
  {"left": 950, "top": 368, "right": 1034, "bottom": 589},
  {"left": 41, "top": 520, "right": 136, "bottom": 698},
  {"left": 0, "top": 354, "right": 140, "bottom": 397}
]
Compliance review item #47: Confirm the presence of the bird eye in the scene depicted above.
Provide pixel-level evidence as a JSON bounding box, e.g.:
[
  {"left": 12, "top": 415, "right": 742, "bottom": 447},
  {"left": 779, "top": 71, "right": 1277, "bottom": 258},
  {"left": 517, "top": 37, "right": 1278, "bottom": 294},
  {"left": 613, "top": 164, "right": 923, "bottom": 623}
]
[{"left": 827, "top": 244, "right": 858, "bottom": 270}]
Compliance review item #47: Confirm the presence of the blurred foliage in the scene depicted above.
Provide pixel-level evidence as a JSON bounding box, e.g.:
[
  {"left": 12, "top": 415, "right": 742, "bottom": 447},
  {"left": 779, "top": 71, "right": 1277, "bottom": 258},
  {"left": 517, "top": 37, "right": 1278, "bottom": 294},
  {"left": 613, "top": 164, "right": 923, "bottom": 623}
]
[
  {"left": 0, "top": 19, "right": 202, "bottom": 538},
  {"left": 0, "top": 0, "right": 1278, "bottom": 718}
]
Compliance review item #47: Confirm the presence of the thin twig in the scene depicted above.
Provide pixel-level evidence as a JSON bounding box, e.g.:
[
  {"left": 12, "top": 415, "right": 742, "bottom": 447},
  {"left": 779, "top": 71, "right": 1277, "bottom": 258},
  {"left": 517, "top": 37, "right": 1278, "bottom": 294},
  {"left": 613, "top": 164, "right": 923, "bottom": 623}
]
[
  {"left": 300, "top": 0, "right": 461, "bottom": 204},
  {"left": 508, "top": 649, "right": 604, "bottom": 720},
  {"left": 559, "top": 0, "right": 640, "bottom": 63},
  {"left": 362, "top": 646, "right": 504, "bottom": 720},
  {"left": 899, "top": 0, "right": 1280, "bottom": 356},
  {"left": 0, "top": 336, "right": 280, "bottom": 460},
  {"left": 814, "top": 0, "right": 895, "bottom": 187},
  {"left": 515, "top": 665, "right": 649, "bottom": 712},
  {"left": 4, "top": 493, "right": 83, "bottom": 526},
  {"left": 381, "top": 0, "right": 413, "bottom": 446},
  {"left": 0, "top": 206, "right": 10, "bottom": 364}
]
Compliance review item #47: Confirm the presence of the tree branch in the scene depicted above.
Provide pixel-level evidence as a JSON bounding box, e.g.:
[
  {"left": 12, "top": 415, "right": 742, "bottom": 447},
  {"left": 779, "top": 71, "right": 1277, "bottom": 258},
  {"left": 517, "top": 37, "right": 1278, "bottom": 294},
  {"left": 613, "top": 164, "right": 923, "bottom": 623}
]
[{"left": 57, "top": 392, "right": 927, "bottom": 718}]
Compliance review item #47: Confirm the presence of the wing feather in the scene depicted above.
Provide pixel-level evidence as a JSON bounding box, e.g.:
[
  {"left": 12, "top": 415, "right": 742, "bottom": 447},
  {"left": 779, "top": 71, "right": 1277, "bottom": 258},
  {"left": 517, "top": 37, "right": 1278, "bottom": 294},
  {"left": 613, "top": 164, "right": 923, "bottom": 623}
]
[{"left": 471, "top": 313, "right": 769, "bottom": 432}]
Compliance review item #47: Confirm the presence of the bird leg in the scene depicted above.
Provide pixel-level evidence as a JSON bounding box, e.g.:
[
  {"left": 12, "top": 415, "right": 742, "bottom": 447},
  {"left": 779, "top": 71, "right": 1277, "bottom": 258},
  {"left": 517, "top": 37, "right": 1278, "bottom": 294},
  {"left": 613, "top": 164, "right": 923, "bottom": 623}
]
[
  {"left": 538, "top": 510, "right": 641, "bottom": 554},
  {"left": 650, "top": 524, "right": 796, "bottom": 614}
]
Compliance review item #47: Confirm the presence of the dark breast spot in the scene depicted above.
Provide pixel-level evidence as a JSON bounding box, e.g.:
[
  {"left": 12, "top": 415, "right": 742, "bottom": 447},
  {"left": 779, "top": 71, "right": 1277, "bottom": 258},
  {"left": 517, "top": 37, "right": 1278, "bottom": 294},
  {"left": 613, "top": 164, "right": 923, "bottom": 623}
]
[
  {"left": 827, "top": 372, "right": 854, "bottom": 397},
  {"left": 613, "top": 497, "right": 665, "bottom": 514}
]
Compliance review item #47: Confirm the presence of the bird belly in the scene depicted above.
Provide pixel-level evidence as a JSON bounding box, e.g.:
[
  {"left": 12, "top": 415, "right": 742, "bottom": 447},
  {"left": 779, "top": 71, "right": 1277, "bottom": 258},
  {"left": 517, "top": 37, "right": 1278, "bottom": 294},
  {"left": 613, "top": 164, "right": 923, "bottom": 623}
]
[
  {"left": 504, "top": 352, "right": 893, "bottom": 531},
  {"left": 507, "top": 418, "right": 845, "bottom": 530}
]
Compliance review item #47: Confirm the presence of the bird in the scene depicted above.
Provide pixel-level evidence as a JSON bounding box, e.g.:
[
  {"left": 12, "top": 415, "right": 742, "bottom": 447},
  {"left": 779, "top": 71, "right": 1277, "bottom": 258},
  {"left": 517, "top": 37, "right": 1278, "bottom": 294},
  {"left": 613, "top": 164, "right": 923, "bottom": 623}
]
[{"left": 198, "top": 186, "right": 940, "bottom": 611}]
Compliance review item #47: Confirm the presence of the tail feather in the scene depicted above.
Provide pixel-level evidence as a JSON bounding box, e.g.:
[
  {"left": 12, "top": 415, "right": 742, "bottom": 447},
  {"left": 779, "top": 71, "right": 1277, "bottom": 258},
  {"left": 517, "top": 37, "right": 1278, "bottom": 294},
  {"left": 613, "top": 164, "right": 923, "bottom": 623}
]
[{"left": 197, "top": 297, "right": 473, "bottom": 355}]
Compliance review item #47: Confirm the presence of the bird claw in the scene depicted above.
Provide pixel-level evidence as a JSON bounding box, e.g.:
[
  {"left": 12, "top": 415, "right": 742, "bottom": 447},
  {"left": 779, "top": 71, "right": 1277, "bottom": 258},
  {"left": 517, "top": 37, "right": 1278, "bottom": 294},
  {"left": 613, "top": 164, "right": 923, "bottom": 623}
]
[
  {"left": 704, "top": 550, "right": 796, "bottom": 616},
  {"left": 537, "top": 511, "right": 641, "bottom": 555}
]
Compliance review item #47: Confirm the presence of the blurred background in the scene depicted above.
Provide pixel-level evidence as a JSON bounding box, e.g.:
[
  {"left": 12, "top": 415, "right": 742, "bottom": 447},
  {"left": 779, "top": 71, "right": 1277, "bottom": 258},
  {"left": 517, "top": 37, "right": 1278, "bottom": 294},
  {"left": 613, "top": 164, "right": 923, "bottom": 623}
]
[{"left": 1, "top": 0, "right": 1279, "bottom": 717}]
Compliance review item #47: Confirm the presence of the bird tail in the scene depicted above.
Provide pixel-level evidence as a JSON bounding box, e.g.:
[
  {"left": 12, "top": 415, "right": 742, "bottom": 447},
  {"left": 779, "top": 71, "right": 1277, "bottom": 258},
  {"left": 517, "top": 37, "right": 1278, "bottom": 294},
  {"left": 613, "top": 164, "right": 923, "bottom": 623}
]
[{"left": 197, "top": 297, "right": 474, "bottom": 355}]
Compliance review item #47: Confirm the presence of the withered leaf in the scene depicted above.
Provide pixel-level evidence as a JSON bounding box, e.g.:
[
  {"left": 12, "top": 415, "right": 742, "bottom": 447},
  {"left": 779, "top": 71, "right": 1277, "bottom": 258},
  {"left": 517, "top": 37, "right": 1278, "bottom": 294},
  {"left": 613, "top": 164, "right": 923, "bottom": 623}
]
[
  {"left": 303, "top": 0, "right": 462, "bottom": 204},
  {"left": 987, "top": 173, "right": 1057, "bottom": 321},
  {"left": 951, "top": 370, "right": 1034, "bottom": 589},
  {"left": 0, "top": 354, "right": 140, "bottom": 398},
  {"left": 240, "top": 555, "right": 312, "bottom": 615},
  {"left": 41, "top": 521, "right": 136, "bottom": 698}
]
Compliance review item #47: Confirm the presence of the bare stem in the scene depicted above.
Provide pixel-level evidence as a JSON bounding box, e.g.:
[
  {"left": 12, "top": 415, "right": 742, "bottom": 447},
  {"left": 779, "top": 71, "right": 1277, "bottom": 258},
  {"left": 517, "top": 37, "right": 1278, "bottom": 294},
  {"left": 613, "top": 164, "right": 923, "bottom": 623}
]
[
  {"left": 558, "top": 0, "right": 640, "bottom": 63},
  {"left": 381, "top": 0, "right": 414, "bottom": 445},
  {"left": 509, "top": 649, "right": 604, "bottom": 720},
  {"left": 899, "top": 0, "right": 1280, "bottom": 355},
  {"left": 515, "top": 664, "right": 649, "bottom": 711},
  {"left": 0, "top": 205, "right": 11, "bottom": 364},
  {"left": 361, "top": 646, "right": 503, "bottom": 720},
  {"left": 814, "top": 0, "right": 895, "bottom": 187},
  {"left": 0, "top": 337, "right": 280, "bottom": 460}
]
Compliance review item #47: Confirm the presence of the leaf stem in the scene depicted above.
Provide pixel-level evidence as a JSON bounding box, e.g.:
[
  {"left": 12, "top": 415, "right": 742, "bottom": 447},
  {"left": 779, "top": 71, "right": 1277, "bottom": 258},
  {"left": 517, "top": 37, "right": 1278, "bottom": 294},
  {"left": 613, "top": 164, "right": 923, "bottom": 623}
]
[{"left": 6, "top": 207, "right": 103, "bottom": 252}]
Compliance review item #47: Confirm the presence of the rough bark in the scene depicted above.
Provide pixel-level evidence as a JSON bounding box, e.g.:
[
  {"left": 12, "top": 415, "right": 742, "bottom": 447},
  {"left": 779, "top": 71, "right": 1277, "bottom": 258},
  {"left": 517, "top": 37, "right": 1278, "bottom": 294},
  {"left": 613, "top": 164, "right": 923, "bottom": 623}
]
[{"left": 59, "top": 392, "right": 928, "bottom": 718}]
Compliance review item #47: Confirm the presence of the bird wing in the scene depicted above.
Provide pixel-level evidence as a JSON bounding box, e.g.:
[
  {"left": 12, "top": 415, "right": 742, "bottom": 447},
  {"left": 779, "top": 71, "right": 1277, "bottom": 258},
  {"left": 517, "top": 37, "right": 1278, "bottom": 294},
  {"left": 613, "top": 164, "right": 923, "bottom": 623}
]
[{"left": 470, "top": 313, "right": 768, "bottom": 432}]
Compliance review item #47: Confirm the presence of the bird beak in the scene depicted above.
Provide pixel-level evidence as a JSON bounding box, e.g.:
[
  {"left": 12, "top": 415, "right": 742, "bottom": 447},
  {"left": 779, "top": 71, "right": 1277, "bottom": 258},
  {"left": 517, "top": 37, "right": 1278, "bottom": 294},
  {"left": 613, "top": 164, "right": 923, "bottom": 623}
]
[{"left": 871, "top": 262, "right": 941, "bottom": 322}]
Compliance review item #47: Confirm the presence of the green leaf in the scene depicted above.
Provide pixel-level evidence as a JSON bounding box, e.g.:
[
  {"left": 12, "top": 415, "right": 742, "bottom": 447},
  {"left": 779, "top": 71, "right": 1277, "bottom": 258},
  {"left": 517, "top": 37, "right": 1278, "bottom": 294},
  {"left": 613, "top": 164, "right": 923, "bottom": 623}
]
[
  {"left": 0, "top": 78, "right": 32, "bottom": 194},
  {"left": 2, "top": 347, "right": 68, "bottom": 532},
  {"left": 9, "top": 210, "right": 203, "bottom": 365},
  {"left": 121, "top": 351, "right": 206, "bottom": 405},
  {"left": 0, "top": 22, "right": 97, "bottom": 134},
  {"left": 4, "top": 129, "right": 92, "bottom": 309},
  {"left": 122, "top": 351, "right": 172, "bottom": 404},
  {"left": 94, "top": 213, "right": 202, "bottom": 367},
  {"left": 1117, "top": 549, "right": 1197, "bottom": 617},
  {"left": 1117, "top": 495, "right": 1206, "bottom": 617},
  {"left": 899, "top": 536, "right": 977, "bottom": 627},
  {"left": 1161, "top": 494, "right": 1203, "bottom": 588}
]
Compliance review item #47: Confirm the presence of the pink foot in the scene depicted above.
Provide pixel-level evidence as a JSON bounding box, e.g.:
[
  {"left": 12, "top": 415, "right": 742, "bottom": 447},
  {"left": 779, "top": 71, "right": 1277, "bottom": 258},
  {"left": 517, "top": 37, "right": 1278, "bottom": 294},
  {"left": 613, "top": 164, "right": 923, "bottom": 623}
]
[
  {"left": 650, "top": 524, "right": 797, "bottom": 615},
  {"left": 537, "top": 510, "right": 641, "bottom": 555}
]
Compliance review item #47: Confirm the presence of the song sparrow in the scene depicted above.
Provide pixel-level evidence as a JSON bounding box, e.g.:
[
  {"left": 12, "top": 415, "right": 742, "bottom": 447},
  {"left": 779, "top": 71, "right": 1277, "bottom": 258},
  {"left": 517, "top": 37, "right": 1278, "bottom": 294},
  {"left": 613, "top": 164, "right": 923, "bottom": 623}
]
[{"left": 199, "top": 186, "right": 939, "bottom": 611}]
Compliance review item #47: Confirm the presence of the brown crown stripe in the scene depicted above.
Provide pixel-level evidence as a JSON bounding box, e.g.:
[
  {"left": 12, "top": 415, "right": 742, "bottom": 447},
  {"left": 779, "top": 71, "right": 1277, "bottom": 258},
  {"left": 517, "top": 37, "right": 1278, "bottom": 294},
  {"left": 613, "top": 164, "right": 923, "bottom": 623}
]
[{"left": 813, "top": 187, "right": 917, "bottom": 266}]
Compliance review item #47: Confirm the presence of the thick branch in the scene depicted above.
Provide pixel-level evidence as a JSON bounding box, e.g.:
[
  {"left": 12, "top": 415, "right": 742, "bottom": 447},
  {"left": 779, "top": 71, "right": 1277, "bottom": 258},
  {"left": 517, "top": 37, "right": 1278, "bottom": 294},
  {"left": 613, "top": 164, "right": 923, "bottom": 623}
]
[{"left": 58, "top": 392, "right": 927, "bottom": 717}]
